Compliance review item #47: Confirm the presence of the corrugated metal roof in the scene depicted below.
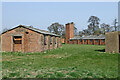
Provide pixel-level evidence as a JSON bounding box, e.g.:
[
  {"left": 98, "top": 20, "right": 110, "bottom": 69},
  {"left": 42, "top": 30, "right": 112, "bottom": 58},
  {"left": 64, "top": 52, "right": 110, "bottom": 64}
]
[
  {"left": 70, "top": 36, "right": 82, "bottom": 40},
  {"left": 2, "top": 25, "right": 60, "bottom": 37},
  {"left": 69, "top": 35, "right": 105, "bottom": 40},
  {"left": 96, "top": 34, "right": 105, "bottom": 39},
  {"left": 24, "top": 26, "right": 60, "bottom": 36}
]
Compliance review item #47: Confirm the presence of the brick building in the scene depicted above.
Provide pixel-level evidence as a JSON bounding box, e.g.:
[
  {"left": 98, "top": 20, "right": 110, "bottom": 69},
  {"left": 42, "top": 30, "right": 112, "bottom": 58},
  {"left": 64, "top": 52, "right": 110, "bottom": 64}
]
[
  {"left": 69, "top": 35, "right": 105, "bottom": 45},
  {"left": 1, "top": 25, "right": 61, "bottom": 53},
  {"left": 65, "top": 22, "right": 105, "bottom": 45},
  {"left": 105, "top": 31, "right": 120, "bottom": 53}
]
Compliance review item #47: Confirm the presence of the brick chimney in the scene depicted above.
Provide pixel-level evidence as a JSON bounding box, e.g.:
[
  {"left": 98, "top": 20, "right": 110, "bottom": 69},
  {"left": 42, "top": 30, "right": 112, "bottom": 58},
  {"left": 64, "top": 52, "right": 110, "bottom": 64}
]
[{"left": 65, "top": 22, "right": 74, "bottom": 44}]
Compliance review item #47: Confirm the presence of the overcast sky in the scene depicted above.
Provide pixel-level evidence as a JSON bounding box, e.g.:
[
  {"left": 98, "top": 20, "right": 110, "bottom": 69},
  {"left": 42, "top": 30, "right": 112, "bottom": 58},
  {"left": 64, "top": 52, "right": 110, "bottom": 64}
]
[{"left": 2, "top": 2, "right": 118, "bottom": 32}]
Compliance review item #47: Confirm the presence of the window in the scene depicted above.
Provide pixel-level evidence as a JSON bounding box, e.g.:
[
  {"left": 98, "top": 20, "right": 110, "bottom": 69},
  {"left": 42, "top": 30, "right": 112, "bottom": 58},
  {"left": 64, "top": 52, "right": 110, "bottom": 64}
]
[
  {"left": 84, "top": 40, "right": 86, "bottom": 42},
  {"left": 103, "top": 40, "right": 105, "bottom": 42},
  {"left": 44, "top": 35, "right": 46, "bottom": 45},
  {"left": 25, "top": 32, "right": 29, "bottom": 34},
  {"left": 96, "top": 40, "right": 98, "bottom": 42},
  {"left": 90, "top": 40, "right": 93, "bottom": 42},
  {"left": 13, "top": 36, "right": 22, "bottom": 44},
  {"left": 80, "top": 39, "right": 82, "bottom": 42}
]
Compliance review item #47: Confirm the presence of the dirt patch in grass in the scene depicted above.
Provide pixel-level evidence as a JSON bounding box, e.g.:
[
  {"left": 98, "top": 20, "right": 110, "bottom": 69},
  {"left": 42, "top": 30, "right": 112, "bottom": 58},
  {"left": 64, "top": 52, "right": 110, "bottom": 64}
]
[
  {"left": 43, "top": 54, "right": 69, "bottom": 59},
  {"left": 2, "top": 56, "right": 24, "bottom": 61},
  {"left": 43, "top": 54, "right": 63, "bottom": 58}
]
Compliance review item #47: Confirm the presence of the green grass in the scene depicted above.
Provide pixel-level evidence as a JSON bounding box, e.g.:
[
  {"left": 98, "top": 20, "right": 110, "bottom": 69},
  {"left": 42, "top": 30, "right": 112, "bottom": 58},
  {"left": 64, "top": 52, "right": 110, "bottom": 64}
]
[{"left": 2, "top": 44, "right": 118, "bottom": 78}]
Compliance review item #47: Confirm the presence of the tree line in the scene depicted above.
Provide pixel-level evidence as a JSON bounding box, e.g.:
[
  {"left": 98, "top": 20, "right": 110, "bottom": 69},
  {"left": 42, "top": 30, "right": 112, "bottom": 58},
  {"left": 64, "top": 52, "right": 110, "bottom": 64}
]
[
  {"left": 79, "top": 16, "right": 118, "bottom": 36},
  {"left": 47, "top": 16, "right": 118, "bottom": 38}
]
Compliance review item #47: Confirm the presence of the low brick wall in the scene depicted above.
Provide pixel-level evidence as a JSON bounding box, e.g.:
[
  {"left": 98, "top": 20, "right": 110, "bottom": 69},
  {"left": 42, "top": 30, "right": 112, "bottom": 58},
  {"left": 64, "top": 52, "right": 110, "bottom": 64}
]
[{"left": 105, "top": 31, "right": 120, "bottom": 53}]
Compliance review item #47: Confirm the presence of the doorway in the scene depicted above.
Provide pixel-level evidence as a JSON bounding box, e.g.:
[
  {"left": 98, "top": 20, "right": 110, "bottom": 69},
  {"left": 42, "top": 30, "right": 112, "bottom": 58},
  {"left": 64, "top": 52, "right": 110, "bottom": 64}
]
[
  {"left": 13, "top": 36, "right": 22, "bottom": 52},
  {"left": 77, "top": 40, "right": 78, "bottom": 44}
]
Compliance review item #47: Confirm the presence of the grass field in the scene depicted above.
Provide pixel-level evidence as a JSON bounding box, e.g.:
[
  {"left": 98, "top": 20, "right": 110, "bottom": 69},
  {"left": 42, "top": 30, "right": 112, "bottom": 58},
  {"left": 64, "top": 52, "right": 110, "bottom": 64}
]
[{"left": 2, "top": 44, "right": 118, "bottom": 78}]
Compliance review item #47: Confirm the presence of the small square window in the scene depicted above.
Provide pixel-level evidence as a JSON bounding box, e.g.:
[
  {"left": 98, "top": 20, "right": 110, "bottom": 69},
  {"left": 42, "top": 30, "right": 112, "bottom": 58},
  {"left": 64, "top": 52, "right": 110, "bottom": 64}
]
[
  {"left": 84, "top": 40, "right": 86, "bottom": 42},
  {"left": 96, "top": 40, "right": 98, "bottom": 42},
  {"left": 90, "top": 40, "right": 92, "bottom": 42},
  {"left": 80, "top": 40, "right": 82, "bottom": 42},
  {"left": 103, "top": 40, "right": 105, "bottom": 42},
  {"left": 13, "top": 36, "right": 22, "bottom": 44}
]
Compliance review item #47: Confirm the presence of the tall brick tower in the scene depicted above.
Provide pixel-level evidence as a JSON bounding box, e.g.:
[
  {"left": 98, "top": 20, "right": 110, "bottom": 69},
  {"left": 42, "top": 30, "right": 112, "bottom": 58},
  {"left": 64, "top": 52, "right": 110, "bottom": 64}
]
[{"left": 65, "top": 22, "right": 74, "bottom": 44}]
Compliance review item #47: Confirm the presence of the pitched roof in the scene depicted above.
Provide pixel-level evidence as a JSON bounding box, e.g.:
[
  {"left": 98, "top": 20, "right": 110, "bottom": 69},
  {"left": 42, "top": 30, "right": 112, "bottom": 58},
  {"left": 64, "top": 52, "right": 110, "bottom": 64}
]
[
  {"left": 2, "top": 25, "right": 60, "bottom": 37},
  {"left": 70, "top": 36, "right": 82, "bottom": 40},
  {"left": 69, "top": 35, "right": 105, "bottom": 40}
]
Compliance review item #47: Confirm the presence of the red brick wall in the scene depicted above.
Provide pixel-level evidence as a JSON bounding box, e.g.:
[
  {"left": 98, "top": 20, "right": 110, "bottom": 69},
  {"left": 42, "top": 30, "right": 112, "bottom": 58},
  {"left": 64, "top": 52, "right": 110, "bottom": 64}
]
[
  {"left": 69, "top": 23, "right": 74, "bottom": 39},
  {"left": 1, "top": 31, "right": 13, "bottom": 52},
  {"left": 64, "top": 39, "right": 105, "bottom": 45},
  {"left": 69, "top": 40, "right": 71, "bottom": 44},
  {"left": 73, "top": 40, "right": 75, "bottom": 44},
  {"left": 65, "top": 22, "right": 74, "bottom": 44},
  {"left": 78, "top": 40, "right": 82, "bottom": 44},
  {"left": 82, "top": 39, "right": 88, "bottom": 44},
  {"left": 68, "top": 40, "right": 72, "bottom": 44},
  {"left": 74, "top": 40, "right": 78, "bottom": 44},
  {"left": 93, "top": 39, "right": 100, "bottom": 45},
  {"left": 100, "top": 39, "right": 105, "bottom": 45},
  {"left": 56, "top": 37, "right": 59, "bottom": 48},
  {"left": 70, "top": 40, "right": 74, "bottom": 44},
  {"left": 47, "top": 36, "right": 51, "bottom": 50},
  {"left": 53, "top": 36, "right": 55, "bottom": 49},
  {"left": 50, "top": 36, "right": 53, "bottom": 50},
  {"left": 43, "top": 35, "right": 49, "bottom": 51},
  {"left": 88, "top": 39, "right": 94, "bottom": 45},
  {"left": 58, "top": 37, "right": 62, "bottom": 47},
  {"left": 65, "top": 24, "right": 69, "bottom": 44},
  {"left": 70, "top": 40, "right": 73, "bottom": 44},
  {"left": 54, "top": 37, "right": 57, "bottom": 49}
]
